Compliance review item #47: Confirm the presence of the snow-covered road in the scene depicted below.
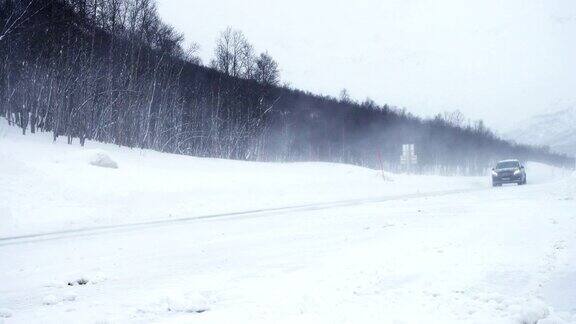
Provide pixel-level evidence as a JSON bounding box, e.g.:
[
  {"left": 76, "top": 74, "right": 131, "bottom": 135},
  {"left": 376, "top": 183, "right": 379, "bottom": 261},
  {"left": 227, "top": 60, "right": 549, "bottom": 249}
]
[
  {"left": 1, "top": 178, "right": 575, "bottom": 323},
  {"left": 0, "top": 186, "right": 487, "bottom": 246}
]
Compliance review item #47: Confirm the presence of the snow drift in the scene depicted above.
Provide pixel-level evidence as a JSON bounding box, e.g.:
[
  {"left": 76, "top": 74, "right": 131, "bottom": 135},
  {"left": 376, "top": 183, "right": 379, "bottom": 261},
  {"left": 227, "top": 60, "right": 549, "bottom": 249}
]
[
  {"left": 52, "top": 149, "right": 118, "bottom": 169},
  {"left": 87, "top": 150, "right": 118, "bottom": 169}
]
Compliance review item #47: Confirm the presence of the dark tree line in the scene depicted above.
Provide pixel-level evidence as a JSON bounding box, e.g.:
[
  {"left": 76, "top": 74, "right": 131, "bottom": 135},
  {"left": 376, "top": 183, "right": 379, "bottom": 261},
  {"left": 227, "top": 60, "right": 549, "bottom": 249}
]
[{"left": 1, "top": 0, "right": 573, "bottom": 174}]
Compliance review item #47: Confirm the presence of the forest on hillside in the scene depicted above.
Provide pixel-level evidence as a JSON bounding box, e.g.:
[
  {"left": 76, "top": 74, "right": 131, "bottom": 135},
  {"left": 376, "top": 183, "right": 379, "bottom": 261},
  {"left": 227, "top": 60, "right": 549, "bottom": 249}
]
[{"left": 1, "top": 0, "right": 573, "bottom": 174}]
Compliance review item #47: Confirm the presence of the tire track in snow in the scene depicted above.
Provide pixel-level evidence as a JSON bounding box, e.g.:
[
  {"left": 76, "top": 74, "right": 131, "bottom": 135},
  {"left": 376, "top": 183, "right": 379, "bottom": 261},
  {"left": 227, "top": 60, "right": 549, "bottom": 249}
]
[{"left": 0, "top": 187, "right": 489, "bottom": 247}]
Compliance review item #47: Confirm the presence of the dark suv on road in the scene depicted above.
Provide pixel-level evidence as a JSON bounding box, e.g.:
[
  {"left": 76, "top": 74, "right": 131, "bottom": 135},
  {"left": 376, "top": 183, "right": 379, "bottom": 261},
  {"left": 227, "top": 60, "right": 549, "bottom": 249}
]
[{"left": 492, "top": 159, "right": 526, "bottom": 186}]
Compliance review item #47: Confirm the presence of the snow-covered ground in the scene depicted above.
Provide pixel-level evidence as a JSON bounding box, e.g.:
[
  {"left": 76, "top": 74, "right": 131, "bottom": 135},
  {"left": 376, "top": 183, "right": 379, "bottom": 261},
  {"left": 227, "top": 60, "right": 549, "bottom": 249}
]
[
  {"left": 0, "top": 119, "right": 486, "bottom": 238},
  {"left": 1, "top": 119, "right": 575, "bottom": 323}
]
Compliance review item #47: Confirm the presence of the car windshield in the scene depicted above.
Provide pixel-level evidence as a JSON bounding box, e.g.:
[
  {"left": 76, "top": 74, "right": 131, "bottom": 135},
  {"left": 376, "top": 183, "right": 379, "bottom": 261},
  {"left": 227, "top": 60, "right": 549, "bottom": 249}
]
[{"left": 496, "top": 161, "right": 519, "bottom": 169}]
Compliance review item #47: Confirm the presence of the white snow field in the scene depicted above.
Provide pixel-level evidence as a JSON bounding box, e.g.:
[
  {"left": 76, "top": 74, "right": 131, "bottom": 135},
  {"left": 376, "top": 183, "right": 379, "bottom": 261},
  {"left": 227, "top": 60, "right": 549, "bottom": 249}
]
[{"left": 1, "top": 118, "right": 575, "bottom": 323}]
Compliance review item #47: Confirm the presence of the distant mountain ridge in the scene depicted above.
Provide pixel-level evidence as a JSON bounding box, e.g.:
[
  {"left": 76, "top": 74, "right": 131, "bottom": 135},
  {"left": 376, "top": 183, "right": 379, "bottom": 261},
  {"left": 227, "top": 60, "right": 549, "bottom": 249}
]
[{"left": 506, "top": 108, "right": 576, "bottom": 156}]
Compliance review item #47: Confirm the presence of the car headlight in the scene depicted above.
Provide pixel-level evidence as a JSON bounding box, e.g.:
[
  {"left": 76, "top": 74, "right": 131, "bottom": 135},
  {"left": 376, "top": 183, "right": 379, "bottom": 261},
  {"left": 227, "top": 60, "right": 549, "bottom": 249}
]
[
  {"left": 514, "top": 169, "right": 521, "bottom": 175},
  {"left": 492, "top": 170, "right": 498, "bottom": 176}
]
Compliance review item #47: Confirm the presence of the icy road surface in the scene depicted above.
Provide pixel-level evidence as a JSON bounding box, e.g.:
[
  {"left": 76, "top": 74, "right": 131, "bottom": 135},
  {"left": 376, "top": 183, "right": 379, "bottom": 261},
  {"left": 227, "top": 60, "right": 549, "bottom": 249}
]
[
  {"left": 1, "top": 174, "right": 576, "bottom": 323},
  {"left": 1, "top": 120, "right": 575, "bottom": 323}
]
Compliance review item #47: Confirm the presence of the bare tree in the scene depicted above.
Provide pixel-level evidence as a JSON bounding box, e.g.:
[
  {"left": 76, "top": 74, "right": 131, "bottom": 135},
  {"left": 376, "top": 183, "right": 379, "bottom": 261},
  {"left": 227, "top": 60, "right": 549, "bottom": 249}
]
[
  {"left": 361, "top": 97, "right": 377, "bottom": 109},
  {"left": 0, "top": 0, "right": 42, "bottom": 43},
  {"left": 442, "top": 110, "right": 465, "bottom": 127},
  {"left": 183, "top": 42, "right": 202, "bottom": 65},
  {"left": 211, "top": 27, "right": 255, "bottom": 78},
  {"left": 254, "top": 52, "right": 280, "bottom": 86},
  {"left": 339, "top": 88, "right": 351, "bottom": 103}
]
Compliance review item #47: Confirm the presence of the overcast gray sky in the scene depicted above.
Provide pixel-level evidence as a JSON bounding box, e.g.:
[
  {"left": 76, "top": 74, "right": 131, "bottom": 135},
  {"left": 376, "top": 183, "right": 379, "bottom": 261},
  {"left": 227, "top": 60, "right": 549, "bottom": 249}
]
[{"left": 157, "top": 0, "right": 576, "bottom": 131}]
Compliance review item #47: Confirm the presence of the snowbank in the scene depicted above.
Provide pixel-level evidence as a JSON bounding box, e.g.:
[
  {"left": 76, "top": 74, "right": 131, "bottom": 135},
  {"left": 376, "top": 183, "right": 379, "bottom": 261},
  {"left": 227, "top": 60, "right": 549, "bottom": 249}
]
[
  {"left": 88, "top": 150, "right": 118, "bottom": 169},
  {"left": 53, "top": 149, "right": 118, "bottom": 169},
  {"left": 525, "top": 162, "right": 573, "bottom": 184},
  {"left": 163, "top": 294, "right": 209, "bottom": 314},
  {"left": 515, "top": 299, "right": 575, "bottom": 324},
  {"left": 42, "top": 295, "right": 59, "bottom": 306},
  {"left": 137, "top": 293, "right": 210, "bottom": 316},
  {"left": 515, "top": 300, "right": 550, "bottom": 324}
]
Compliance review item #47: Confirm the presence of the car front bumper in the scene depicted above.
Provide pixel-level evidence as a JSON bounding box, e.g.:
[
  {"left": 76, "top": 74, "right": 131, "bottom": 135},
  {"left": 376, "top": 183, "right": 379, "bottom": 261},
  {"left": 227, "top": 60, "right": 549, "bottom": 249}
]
[{"left": 492, "top": 175, "right": 522, "bottom": 184}]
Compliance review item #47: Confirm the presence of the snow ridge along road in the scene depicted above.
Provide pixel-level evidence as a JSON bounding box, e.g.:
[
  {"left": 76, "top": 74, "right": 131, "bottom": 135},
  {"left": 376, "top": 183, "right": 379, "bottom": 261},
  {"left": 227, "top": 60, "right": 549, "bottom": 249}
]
[{"left": 0, "top": 187, "right": 487, "bottom": 246}]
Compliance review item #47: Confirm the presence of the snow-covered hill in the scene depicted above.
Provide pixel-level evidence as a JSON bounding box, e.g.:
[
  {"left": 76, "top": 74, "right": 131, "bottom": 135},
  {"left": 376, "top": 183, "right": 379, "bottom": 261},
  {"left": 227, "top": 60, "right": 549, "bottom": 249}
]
[{"left": 505, "top": 108, "right": 576, "bottom": 156}]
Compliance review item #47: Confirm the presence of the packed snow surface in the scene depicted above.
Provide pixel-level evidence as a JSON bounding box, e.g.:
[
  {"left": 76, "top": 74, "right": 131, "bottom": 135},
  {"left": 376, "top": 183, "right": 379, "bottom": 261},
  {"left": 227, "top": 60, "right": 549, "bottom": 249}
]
[{"left": 1, "top": 119, "right": 575, "bottom": 323}]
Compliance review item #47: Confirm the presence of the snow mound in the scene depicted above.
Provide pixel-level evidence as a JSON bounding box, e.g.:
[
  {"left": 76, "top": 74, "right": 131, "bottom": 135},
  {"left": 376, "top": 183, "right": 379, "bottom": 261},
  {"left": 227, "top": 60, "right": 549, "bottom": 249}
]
[
  {"left": 0, "top": 308, "right": 12, "bottom": 318},
  {"left": 43, "top": 295, "right": 59, "bottom": 306},
  {"left": 63, "top": 292, "right": 78, "bottom": 302},
  {"left": 52, "top": 149, "right": 118, "bottom": 169},
  {"left": 513, "top": 300, "right": 572, "bottom": 324},
  {"left": 516, "top": 302, "right": 549, "bottom": 324},
  {"left": 88, "top": 151, "right": 118, "bottom": 169},
  {"left": 164, "top": 295, "right": 208, "bottom": 314},
  {"left": 140, "top": 293, "right": 209, "bottom": 315}
]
